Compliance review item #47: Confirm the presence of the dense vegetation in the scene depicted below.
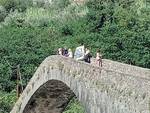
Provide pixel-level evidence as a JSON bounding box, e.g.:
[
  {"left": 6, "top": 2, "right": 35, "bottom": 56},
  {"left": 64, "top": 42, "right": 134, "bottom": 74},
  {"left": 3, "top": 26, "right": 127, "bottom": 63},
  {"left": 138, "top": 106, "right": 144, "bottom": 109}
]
[
  {"left": 0, "top": 0, "right": 150, "bottom": 112},
  {"left": 64, "top": 97, "right": 85, "bottom": 113}
]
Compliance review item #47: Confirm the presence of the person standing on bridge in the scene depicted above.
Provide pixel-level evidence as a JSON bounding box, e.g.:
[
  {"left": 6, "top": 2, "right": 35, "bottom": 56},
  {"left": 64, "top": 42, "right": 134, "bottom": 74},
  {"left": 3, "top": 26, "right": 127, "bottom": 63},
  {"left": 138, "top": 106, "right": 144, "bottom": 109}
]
[
  {"left": 68, "top": 48, "right": 73, "bottom": 58},
  {"left": 58, "top": 48, "right": 63, "bottom": 55},
  {"left": 84, "top": 48, "right": 92, "bottom": 63},
  {"left": 96, "top": 49, "right": 102, "bottom": 67},
  {"left": 74, "top": 43, "right": 85, "bottom": 61},
  {"left": 63, "top": 47, "right": 68, "bottom": 57}
]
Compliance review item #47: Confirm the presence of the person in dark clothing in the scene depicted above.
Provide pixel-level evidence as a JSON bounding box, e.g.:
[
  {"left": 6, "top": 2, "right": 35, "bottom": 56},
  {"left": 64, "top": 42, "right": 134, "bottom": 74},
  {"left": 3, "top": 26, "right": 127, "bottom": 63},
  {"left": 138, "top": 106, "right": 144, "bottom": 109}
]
[
  {"left": 84, "top": 48, "right": 92, "bottom": 63},
  {"left": 63, "top": 47, "right": 68, "bottom": 57}
]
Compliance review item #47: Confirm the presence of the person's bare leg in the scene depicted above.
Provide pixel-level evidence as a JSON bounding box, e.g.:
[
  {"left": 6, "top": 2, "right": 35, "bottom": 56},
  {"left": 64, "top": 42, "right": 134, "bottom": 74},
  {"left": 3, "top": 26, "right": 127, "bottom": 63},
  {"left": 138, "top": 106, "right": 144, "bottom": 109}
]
[
  {"left": 100, "top": 60, "right": 102, "bottom": 67},
  {"left": 99, "top": 61, "right": 100, "bottom": 67},
  {"left": 96, "top": 60, "right": 100, "bottom": 67}
]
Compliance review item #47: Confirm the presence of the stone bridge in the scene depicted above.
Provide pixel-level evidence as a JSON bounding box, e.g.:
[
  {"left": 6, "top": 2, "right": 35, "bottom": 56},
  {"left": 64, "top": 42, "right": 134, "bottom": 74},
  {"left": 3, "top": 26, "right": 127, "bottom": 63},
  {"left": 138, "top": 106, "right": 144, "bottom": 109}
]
[{"left": 11, "top": 55, "right": 150, "bottom": 113}]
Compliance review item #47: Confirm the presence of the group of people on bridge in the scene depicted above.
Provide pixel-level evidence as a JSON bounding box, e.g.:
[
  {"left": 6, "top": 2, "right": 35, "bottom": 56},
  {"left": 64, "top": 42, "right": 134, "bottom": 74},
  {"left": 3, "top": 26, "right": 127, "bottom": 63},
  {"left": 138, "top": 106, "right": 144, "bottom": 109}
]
[{"left": 57, "top": 44, "right": 102, "bottom": 67}]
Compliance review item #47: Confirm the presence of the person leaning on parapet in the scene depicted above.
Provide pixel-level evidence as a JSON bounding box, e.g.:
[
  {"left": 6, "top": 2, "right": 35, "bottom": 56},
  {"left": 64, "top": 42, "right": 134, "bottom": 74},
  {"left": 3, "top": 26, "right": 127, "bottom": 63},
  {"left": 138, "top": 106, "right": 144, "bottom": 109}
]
[
  {"left": 96, "top": 49, "right": 102, "bottom": 67},
  {"left": 68, "top": 48, "right": 73, "bottom": 58},
  {"left": 74, "top": 43, "right": 85, "bottom": 61},
  {"left": 63, "top": 47, "right": 68, "bottom": 57},
  {"left": 84, "top": 48, "right": 92, "bottom": 63},
  {"left": 57, "top": 48, "right": 63, "bottom": 55}
]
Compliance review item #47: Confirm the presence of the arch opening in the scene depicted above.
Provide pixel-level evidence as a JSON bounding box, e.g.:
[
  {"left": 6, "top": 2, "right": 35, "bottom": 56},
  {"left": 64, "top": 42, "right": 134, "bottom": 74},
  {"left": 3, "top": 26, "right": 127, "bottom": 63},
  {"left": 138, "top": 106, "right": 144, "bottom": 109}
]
[{"left": 23, "top": 80, "right": 85, "bottom": 113}]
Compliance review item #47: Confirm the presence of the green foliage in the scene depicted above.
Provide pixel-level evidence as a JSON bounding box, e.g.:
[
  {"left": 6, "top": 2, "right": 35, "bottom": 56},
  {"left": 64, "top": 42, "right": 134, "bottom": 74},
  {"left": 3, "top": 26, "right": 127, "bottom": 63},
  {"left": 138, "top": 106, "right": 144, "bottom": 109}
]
[
  {"left": 0, "top": 0, "right": 17, "bottom": 12},
  {"left": 61, "top": 24, "right": 74, "bottom": 36},
  {"left": 34, "top": 0, "right": 45, "bottom": 8},
  {"left": 0, "top": 26, "right": 59, "bottom": 91},
  {"left": 51, "top": 0, "right": 71, "bottom": 10},
  {"left": 0, "top": 6, "right": 7, "bottom": 22},
  {"left": 0, "top": 0, "right": 150, "bottom": 113},
  {"left": 0, "top": 0, "right": 16, "bottom": 22},
  {"left": 0, "top": 91, "right": 17, "bottom": 113},
  {"left": 24, "top": 7, "right": 53, "bottom": 27},
  {"left": 63, "top": 97, "right": 85, "bottom": 113},
  {"left": 33, "top": 0, "right": 70, "bottom": 10},
  {"left": 15, "top": 0, "right": 33, "bottom": 12},
  {"left": 0, "top": 0, "right": 32, "bottom": 23}
]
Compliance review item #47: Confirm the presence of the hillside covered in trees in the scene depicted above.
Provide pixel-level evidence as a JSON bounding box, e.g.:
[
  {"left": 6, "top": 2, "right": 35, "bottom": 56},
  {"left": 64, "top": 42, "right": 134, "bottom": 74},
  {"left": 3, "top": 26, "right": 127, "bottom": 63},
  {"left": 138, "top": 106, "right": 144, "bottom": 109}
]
[{"left": 0, "top": 0, "right": 150, "bottom": 113}]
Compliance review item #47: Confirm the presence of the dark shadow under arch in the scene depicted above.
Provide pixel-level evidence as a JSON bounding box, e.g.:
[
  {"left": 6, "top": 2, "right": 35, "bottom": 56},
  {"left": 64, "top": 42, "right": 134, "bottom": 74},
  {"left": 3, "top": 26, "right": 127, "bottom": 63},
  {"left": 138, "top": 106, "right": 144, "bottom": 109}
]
[{"left": 23, "top": 80, "right": 76, "bottom": 113}]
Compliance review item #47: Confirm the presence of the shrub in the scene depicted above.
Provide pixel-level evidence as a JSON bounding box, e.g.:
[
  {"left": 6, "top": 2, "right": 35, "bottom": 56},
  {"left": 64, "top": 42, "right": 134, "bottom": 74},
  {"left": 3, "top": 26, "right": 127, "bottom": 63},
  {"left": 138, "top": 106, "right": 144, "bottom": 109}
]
[
  {"left": 0, "top": 6, "right": 7, "bottom": 22},
  {"left": 61, "top": 24, "right": 74, "bottom": 36},
  {"left": 52, "top": 0, "right": 71, "bottom": 10},
  {"left": 0, "top": 0, "right": 17, "bottom": 12},
  {"left": 63, "top": 97, "right": 85, "bottom": 113},
  {"left": 0, "top": 0, "right": 32, "bottom": 12},
  {"left": 15, "top": 0, "right": 33, "bottom": 12},
  {"left": 0, "top": 91, "right": 16, "bottom": 113},
  {"left": 34, "top": 0, "right": 45, "bottom": 8},
  {"left": 2, "top": 10, "right": 24, "bottom": 27}
]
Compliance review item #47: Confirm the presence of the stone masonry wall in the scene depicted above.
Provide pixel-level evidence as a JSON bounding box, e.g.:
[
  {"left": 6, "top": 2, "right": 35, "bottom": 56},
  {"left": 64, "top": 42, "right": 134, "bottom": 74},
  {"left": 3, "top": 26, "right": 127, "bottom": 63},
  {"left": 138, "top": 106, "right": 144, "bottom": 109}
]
[{"left": 11, "top": 55, "right": 150, "bottom": 113}]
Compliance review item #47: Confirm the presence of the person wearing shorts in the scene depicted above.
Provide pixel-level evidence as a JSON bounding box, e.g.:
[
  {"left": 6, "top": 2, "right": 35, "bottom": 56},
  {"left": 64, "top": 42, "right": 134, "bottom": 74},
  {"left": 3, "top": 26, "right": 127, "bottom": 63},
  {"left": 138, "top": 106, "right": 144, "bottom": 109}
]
[{"left": 96, "top": 50, "right": 102, "bottom": 67}]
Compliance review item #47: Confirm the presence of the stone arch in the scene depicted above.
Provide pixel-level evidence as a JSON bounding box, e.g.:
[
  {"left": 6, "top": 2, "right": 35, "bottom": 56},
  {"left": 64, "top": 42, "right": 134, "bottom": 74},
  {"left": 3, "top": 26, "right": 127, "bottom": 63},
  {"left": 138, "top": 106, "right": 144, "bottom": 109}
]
[
  {"left": 21, "top": 71, "right": 89, "bottom": 113},
  {"left": 23, "top": 80, "right": 76, "bottom": 113},
  {"left": 11, "top": 56, "right": 93, "bottom": 113},
  {"left": 11, "top": 55, "right": 150, "bottom": 113}
]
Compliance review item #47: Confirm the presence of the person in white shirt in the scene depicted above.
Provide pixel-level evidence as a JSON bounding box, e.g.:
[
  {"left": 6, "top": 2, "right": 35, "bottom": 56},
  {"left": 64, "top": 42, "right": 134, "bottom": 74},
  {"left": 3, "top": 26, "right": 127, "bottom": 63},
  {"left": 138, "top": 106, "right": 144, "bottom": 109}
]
[
  {"left": 96, "top": 49, "right": 102, "bottom": 67},
  {"left": 58, "top": 48, "right": 63, "bottom": 55},
  {"left": 68, "top": 48, "right": 73, "bottom": 58},
  {"left": 74, "top": 44, "right": 85, "bottom": 61}
]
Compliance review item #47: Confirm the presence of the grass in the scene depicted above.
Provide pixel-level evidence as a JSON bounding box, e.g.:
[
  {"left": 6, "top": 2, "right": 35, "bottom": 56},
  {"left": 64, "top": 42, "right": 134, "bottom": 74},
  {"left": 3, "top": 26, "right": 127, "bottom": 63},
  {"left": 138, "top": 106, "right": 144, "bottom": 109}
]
[{"left": 63, "top": 97, "right": 85, "bottom": 113}]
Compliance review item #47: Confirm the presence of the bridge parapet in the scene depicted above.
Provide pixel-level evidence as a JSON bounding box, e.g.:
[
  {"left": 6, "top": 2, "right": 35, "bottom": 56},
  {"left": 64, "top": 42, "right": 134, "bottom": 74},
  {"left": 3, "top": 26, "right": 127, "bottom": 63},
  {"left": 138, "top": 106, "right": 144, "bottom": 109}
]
[{"left": 11, "top": 55, "right": 150, "bottom": 113}]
